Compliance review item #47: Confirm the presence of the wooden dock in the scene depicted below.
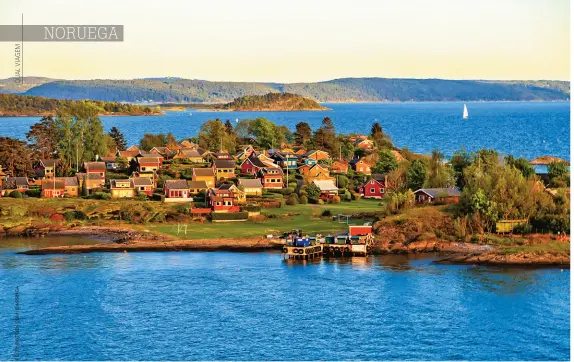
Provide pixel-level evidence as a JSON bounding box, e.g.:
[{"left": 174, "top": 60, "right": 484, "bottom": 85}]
[{"left": 282, "top": 245, "right": 323, "bottom": 260}]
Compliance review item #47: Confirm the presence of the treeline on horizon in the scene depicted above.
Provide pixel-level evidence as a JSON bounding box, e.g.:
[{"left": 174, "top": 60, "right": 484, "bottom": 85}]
[
  {"left": 0, "top": 93, "right": 157, "bottom": 116},
  {"left": 3, "top": 77, "right": 568, "bottom": 103}
]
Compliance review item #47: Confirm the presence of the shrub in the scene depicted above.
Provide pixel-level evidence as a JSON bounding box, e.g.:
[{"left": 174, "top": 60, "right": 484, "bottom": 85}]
[
  {"left": 174, "top": 204, "right": 191, "bottom": 214},
  {"left": 322, "top": 209, "right": 332, "bottom": 217},
  {"left": 286, "top": 194, "right": 299, "bottom": 205},
  {"left": 50, "top": 214, "right": 65, "bottom": 221},
  {"left": 330, "top": 195, "right": 341, "bottom": 204},
  {"left": 88, "top": 192, "right": 111, "bottom": 200},
  {"left": 351, "top": 192, "right": 361, "bottom": 201},
  {"left": 513, "top": 223, "right": 533, "bottom": 235},
  {"left": 299, "top": 195, "right": 308, "bottom": 204},
  {"left": 134, "top": 193, "right": 148, "bottom": 201},
  {"left": 317, "top": 199, "right": 324, "bottom": 205},
  {"left": 211, "top": 212, "right": 249, "bottom": 221},
  {"left": 343, "top": 190, "right": 352, "bottom": 201},
  {"left": 64, "top": 210, "right": 87, "bottom": 221},
  {"left": 9, "top": 190, "right": 22, "bottom": 198},
  {"left": 25, "top": 189, "right": 41, "bottom": 198}
]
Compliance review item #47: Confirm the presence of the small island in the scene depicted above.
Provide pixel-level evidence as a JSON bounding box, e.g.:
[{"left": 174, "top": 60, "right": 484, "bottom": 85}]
[{"left": 159, "top": 93, "right": 330, "bottom": 112}]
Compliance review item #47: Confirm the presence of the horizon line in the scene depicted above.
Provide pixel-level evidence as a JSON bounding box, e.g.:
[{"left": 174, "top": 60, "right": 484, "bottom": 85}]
[{"left": 1, "top": 75, "right": 570, "bottom": 83}]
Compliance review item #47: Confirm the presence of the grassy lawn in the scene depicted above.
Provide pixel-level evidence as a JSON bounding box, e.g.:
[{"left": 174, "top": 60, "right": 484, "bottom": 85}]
[
  {"left": 499, "top": 241, "right": 570, "bottom": 256},
  {"left": 150, "top": 199, "right": 384, "bottom": 240}
]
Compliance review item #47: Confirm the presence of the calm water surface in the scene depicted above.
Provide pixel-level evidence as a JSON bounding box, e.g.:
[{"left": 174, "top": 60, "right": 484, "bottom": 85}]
[
  {"left": 0, "top": 102, "right": 569, "bottom": 160},
  {"left": 0, "top": 237, "right": 569, "bottom": 360}
]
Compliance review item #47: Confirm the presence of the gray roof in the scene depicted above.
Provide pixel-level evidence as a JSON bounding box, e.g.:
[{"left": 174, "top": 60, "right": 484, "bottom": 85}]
[
  {"left": 131, "top": 177, "right": 153, "bottom": 187},
  {"left": 213, "top": 159, "right": 235, "bottom": 169},
  {"left": 238, "top": 178, "right": 263, "bottom": 188},
  {"left": 193, "top": 168, "right": 214, "bottom": 176},
  {"left": 2, "top": 177, "right": 29, "bottom": 189},
  {"left": 187, "top": 180, "right": 208, "bottom": 189},
  {"left": 415, "top": 188, "right": 461, "bottom": 198},
  {"left": 164, "top": 179, "right": 190, "bottom": 189},
  {"left": 244, "top": 156, "right": 267, "bottom": 168}
]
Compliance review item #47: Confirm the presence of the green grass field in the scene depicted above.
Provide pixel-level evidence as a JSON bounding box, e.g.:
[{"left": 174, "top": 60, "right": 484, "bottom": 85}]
[{"left": 150, "top": 199, "right": 384, "bottom": 239}]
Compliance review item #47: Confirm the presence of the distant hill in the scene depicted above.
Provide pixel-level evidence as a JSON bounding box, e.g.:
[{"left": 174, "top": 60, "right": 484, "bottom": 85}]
[
  {"left": 0, "top": 93, "right": 160, "bottom": 116},
  {"left": 3, "top": 76, "right": 568, "bottom": 103},
  {"left": 0, "top": 77, "right": 57, "bottom": 94},
  {"left": 219, "top": 93, "right": 328, "bottom": 111}
]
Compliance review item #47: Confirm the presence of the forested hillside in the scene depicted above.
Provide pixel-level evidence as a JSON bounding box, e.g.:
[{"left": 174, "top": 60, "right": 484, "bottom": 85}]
[
  {"left": 2, "top": 77, "right": 568, "bottom": 103},
  {"left": 0, "top": 93, "right": 158, "bottom": 116}
]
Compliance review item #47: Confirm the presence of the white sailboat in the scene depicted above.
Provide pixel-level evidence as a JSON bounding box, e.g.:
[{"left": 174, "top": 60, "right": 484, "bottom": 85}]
[{"left": 462, "top": 104, "right": 469, "bottom": 119}]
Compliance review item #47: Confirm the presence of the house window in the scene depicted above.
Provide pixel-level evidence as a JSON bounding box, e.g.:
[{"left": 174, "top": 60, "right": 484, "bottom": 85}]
[
  {"left": 142, "top": 167, "right": 146, "bottom": 171},
  {"left": 140, "top": 187, "right": 145, "bottom": 191},
  {"left": 380, "top": 188, "right": 384, "bottom": 193},
  {"left": 370, "top": 188, "right": 375, "bottom": 193}
]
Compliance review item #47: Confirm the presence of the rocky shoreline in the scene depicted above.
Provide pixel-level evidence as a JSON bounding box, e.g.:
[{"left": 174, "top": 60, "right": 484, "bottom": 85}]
[
  {"left": 435, "top": 251, "right": 570, "bottom": 268},
  {"left": 19, "top": 236, "right": 281, "bottom": 255}
]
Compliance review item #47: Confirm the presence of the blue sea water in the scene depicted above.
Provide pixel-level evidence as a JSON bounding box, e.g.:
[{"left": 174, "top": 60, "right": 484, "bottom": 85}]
[
  {"left": 0, "top": 238, "right": 569, "bottom": 360},
  {"left": 0, "top": 101, "right": 569, "bottom": 160}
]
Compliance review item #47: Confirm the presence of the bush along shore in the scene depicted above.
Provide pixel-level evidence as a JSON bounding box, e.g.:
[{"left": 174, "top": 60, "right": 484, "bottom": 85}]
[{"left": 0, "top": 104, "right": 569, "bottom": 267}]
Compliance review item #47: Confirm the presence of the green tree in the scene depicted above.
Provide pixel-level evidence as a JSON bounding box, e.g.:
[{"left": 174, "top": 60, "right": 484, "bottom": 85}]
[
  {"left": 249, "top": 117, "right": 283, "bottom": 149},
  {"left": 199, "top": 119, "right": 236, "bottom": 152},
  {"left": 407, "top": 159, "right": 427, "bottom": 190},
  {"left": 425, "top": 149, "right": 454, "bottom": 188},
  {"left": 505, "top": 155, "right": 535, "bottom": 179},
  {"left": 294, "top": 122, "right": 312, "bottom": 145},
  {"left": 450, "top": 148, "right": 473, "bottom": 188},
  {"left": 306, "top": 182, "right": 321, "bottom": 199},
  {"left": 26, "top": 116, "right": 58, "bottom": 159},
  {"left": 81, "top": 175, "right": 88, "bottom": 196},
  {"left": 55, "top": 102, "right": 108, "bottom": 171},
  {"left": 373, "top": 149, "right": 398, "bottom": 174},
  {"left": 0, "top": 137, "right": 34, "bottom": 176},
  {"left": 139, "top": 133, "right": 168, "bottom": 150},
  {"left": 108, "top": 127, "right": 127, "bottom": 151},
  {"left": 548, "top": 161, "right": 570, "bottom": 187},
  {"left": 313, "top": 117, "right": 339, "bottom": 155},
  {"left": 370, "top": 122, "right": 393, "bottom": 149}
]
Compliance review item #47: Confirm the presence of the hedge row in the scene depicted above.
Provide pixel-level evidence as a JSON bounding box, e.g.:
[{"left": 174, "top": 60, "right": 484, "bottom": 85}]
[{"left": 211, "top": 212, "right": 249, "bottom": 221}]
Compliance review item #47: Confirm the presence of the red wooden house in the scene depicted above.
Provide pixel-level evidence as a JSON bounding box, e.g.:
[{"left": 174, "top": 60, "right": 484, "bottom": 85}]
[
  {"left": 131, "top": 177, "right": 154, "bottom": 196},
  {"left": 208, "top": 189, "right": 240, "bottom": 213},
  {"left": 257, "top": 167, "right": 284, "bottom": 189},
  {"left": 359, "top": 174, "right": 388, "bottom": 199},
  {"left": 240, "top": 156, "right": 267, "bottom": 176}
]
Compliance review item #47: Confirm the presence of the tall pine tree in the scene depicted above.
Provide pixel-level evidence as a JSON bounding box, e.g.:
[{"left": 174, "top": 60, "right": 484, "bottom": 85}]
[{"left": 108, "top": 127, "right": 127, "bottom": 151}]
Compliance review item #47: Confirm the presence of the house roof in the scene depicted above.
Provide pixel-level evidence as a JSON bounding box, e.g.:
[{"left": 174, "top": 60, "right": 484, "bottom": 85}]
[
  {"left": 244, "top": 156, "right": 267, "bottom": 168},
  {"left": 218, "top": 183, "right": 235, "bottom": 190},
  {"left": 137, "top": 152, "right": 160, "bottom": 158},
  {"left": 371, "top": 173, "right": 387, "bottom": 182},
  {"left": 126, "top": 145, "right": 140, "bottom": 151},
  {"left": 213, "top": 152, "right": 232, "bottom": 159},
  {"left": 117, "top": 150, "right": 139, "bottom": 158},
  {"left": 41, "top": 179, "right": 65, "bottom": 190},
  {"left": 193, "top": 168, "right": 215, "bottom": 177},
  {"left": 260, "top": 167, "right": 284, "bottom": 176},
  {"left": 213, "top": 159, "right": 235, "bottom": 169},
  {"left": 302, "top": 150, "right": 329, "bottom": 159},
  {"left": 62, "top": 177, "right": 78, "bottom": 186},
  {"left": 131, "top": 177, "right": 153, "bottom": 187},
  {"left": 40, "top": 159, "right": 58, "bottom": 167},
  {"left": 415, "top": 188, "right": 461, "bottom": 198},
  {"left": 187, "top": 180, "right": 208, "bottom": 189},
  {"left": 137, "top": 157, "right": 162, "bottom": 164},
  {"left": 84, "top": 162, "right": 106, "bottom": 171},
  {"left": 180, "top": 140, "right": 196, "bottom": 148},
  {"left": 164, "top": 179, "right": 190, "bottom": 189},
  {"left": 354, "top": 138, "right": 373, "bottom": 146},
  {"left": 99, "top": 157, "right": 116, "bottom": 162},
  {"left": 238, "top": 178, "right": 263, "bottom": 188},
  {"left": 110, "top": 179, "right": 132, "bottom": 188},
  {"left": 349, "top": 157, "right": 366, "bottom": 166},
  {"left": 312, "top": 179, "right": 338, "bottom": 192},
  {"left": 179, "top": 149, "right": 202, "bottom": 158}
]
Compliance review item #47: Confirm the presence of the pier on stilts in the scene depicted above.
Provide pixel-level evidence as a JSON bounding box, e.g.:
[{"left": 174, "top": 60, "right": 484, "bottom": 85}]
[{"left": 281, "top": 225, "right": 375, "bottom": 260}]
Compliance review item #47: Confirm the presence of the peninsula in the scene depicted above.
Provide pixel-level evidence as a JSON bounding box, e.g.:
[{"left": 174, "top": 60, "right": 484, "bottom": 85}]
[{"left": 0, "top": 93, "right": 161, "bottom": 117}]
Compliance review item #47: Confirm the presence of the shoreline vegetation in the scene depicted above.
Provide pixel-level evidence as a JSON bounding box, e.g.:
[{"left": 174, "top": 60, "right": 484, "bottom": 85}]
[
  {"left": 158, "top": 93, "right": 329, "bottom": 111},
  {"left": 0, "top": 93, "right": 162, "bottom": 117},
  {"left": 0, "top": 101, "right": 569, "bottom": 268}
]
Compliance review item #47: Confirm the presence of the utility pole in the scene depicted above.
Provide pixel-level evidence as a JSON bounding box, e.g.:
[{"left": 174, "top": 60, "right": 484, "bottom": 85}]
[{"left": 53, "top": 163, "right": 56, "bottom": 198}]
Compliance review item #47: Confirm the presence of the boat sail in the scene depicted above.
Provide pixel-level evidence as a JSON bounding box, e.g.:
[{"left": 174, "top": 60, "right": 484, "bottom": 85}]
[{"left": 462, "top": 104, "right": 469, "bottom": 119}]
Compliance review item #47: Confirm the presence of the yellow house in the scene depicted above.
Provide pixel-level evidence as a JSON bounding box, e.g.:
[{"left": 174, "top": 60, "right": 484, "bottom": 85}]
[
  {"left": 110, "top": 179, "right": 135, "bottom": 198},
  {"left": 174, "top": 149, "right": 205, "bottom": 163},
  {"left": 238, "top": 178, "right": 263, "bottom": 196},
  {"left": 192, "top": 168, "right": 216, "bottom": 188},
  {"left": 212, "top": 160, "right": 235, "bottom": 181},
  {"left": 219, "top": 183, "right": 246, "bottom": 203},
  {"left": 187, "top": 180, "right": 208, "bottom": 195}
]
